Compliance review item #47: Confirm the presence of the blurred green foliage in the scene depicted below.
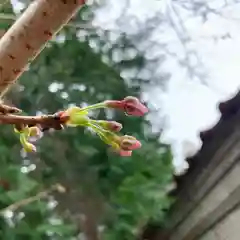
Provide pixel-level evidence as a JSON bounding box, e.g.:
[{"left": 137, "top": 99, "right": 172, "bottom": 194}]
[{"left": 0, "top": 1, "right": 174, "bottom": 239}]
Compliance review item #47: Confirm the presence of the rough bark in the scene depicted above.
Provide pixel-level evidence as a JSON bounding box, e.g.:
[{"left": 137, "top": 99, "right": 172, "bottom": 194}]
[{"left": 0, "top": 0, "right": 85, "bottom": 96}]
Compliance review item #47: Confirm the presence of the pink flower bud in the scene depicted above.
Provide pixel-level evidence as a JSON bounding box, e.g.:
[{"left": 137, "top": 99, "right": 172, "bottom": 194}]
[
  {"left": 95, "top": 120, "right": 122, "bottom": 132},
  {"left": 119, "top": 135, "right": 142, "bottom": 151},
  {"left": 110, "top": 147, "right": 132, "bottom": 157},
  {"left": 105, "top": 96, "right": 148, "bottom": 116},
  {"left": 107, "top": 121, "right": 122, "bottom": 132},
  {"left": 119, "top": 150, "right": 132, "bottom": 157}
]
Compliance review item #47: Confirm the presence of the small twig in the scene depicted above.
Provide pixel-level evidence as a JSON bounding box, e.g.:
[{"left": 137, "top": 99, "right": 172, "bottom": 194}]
[
  {"left": 0, "top": 113, "right": 63, "bottom": 125},
  {"left": 0, "top": 102, "right": 22, "bottom": 114},
  {"left": 0, "top": 184, "right": 65, "bottom": 215}
]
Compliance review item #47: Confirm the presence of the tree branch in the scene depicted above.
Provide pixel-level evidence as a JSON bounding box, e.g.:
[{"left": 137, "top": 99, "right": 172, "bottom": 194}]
[
  {"left": 0, "top": 0, "right": 85, "bottom": 97},
  {"left": 0, "top": 184, "right": 66, "bottom": 214},
  {"left": 0, "top": 111, "right": 66, "bottom": 125},
  {"left": 0, "top": 13, "right": 96, "bottom": 30},
  {"left": 0, "top": 109, "right": 70, "bottom": 133}
]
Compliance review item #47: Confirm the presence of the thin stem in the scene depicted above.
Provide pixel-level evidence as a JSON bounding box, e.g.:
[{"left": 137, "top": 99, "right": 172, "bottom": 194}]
[
  {"left": 0, "top": 184, "right": 65, "bottom": 215},
  {"left": 89, "top": 119, "right": 101, "bottom": 125},
  {"left": 81, "top": 103, "right": 106, "bottom": 112},
  {"left": 89, "top": 122, "right": 119, "bottom": 150},
  {"left": 88, "top": 122, "right": 108, "bottom": 141}
]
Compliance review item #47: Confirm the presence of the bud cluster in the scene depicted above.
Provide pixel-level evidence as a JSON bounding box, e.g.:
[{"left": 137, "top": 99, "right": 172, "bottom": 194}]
[{"left": 14, "top": 96, "right": 148, "bottom": 156}]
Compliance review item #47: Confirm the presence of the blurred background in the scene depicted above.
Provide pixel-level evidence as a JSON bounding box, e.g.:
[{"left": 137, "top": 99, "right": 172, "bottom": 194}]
[{"left": 0, "top": 0, "right": 237, "bottom": 239}]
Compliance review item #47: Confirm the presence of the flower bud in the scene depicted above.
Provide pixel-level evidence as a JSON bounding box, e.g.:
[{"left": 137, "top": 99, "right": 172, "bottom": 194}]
[
  {"left": 119, "top": 135, "right": 142, "bottom": 151},
  {"left": 119, "top": 150, "right": 132, "bottom": 157},
  {"left": 94, "top": 120, "right": 122, "bottom": 132},
  {"left": 99, "top": 133, "right": 141, "bottom": 157},
  {"left": 104, "top": 96, "right": 148, "bottom": 116}
]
